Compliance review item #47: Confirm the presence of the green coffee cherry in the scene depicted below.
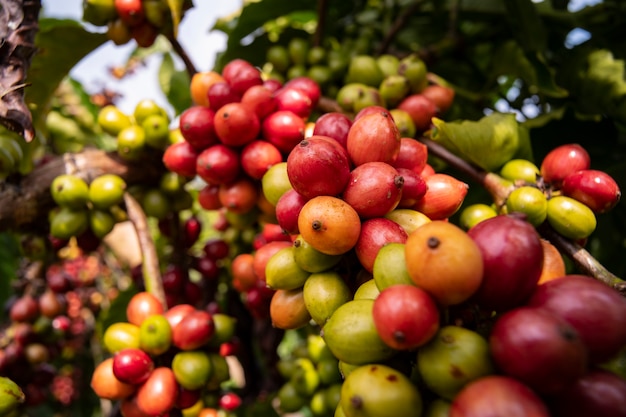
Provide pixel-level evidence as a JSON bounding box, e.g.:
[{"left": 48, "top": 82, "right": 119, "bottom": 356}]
[
  {"left": 547, "top": 195, "right": 597, "bottom": 240},
  {"left": 288, "top": 38, "right": 310, "bottom": 67},
  {"left": 266, "top": 44, "right": 291, "bottom": 73},
  {"left": 459, "top": 204, "right": 498, "bottom": 230},
  {"left": 89, "top": 174, "right": 127, "bottom": 210},
  {"left": 50, "top": 174, "right": 90, "bottom": 209},
  {"left": 50, "top": 207, "right": 89, "bottom": 240},
  {"left": 0, "top": 376, "right": 25, "bottom": 415},
  {"left": 117, "top": 125, "right": 146, "bottom": 160},
  {"left": 500, "top": 159, "right": 541, "bottom": 184},
  {"left": 505, "top": 186, "right": 548, "bottom": 226},
  {"left": 97, "top": 105, "right": 132, "bottom": 136},
  {"left": 89, "top": 209, "right": 117, "bottom": 239}
]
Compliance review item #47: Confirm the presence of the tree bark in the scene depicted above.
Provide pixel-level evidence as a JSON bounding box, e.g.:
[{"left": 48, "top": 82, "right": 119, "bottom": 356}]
[
  {"left": 0, "top": 0, "right": 41, "bottom": 142},
  {"left": 0, "top": 147, "right": 164, "bottom": 231}
]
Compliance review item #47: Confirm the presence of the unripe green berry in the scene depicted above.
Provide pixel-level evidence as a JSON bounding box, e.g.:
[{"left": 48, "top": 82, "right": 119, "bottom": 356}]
[
  {"left": 505, "top": 186, "right": 548, "bottom": 226},
  {"left": 547, "top": 195, "right": 597, "bottom": 240}
]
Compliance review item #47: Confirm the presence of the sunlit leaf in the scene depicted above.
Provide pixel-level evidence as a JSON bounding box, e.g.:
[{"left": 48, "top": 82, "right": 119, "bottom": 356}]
[
  {"left": 429, "top": 112, "right": 532, "bottom": 172},
  {"left": 557, "top": 47, "right": 626, "bottom": 123},
  {"left": 221, "top": 0, "right": 317, "bottom": 42},
  {"left": 27, "top": 19, "right": 108, "bottom": 128},
  {"left": 166, "top": 0, "right": 185, "bottom": 37},
  {"left": 491, "top": 41, "right": 568, "bottom": 98},
  {"left": 158, "top": 53, "right": 191, "bottom": 116}
]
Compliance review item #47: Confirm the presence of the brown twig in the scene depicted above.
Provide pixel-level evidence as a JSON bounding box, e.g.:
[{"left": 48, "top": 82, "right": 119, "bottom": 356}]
[
  {"left": 317, "top": 96, "right": 346, "bottom": 114},
  {"left": 447, "top": 0, "right": 460, "bottom": 38},
  {"left": 123, "top": 192, "right": 166, "bottom": 309},
  {"left": 0, "top": 148, "right": 164, "bottom": 231},
  {"left": 313, "top": 0, "right": 328, "bottom": 48},
  {"left": 418, "top": 137, "right": 514, "bottom": 208},
  {"left": 539, "top": 224, "right": 626, "bottom": 295},
  {"left": 0, "top": 0, "right": 41, "bottom": 142},
  {"left": 167, "top": 35, "right": 197, "bottom": 78},
  {"left": 376, "top": 0, "right": 425, "bottom": 56}
]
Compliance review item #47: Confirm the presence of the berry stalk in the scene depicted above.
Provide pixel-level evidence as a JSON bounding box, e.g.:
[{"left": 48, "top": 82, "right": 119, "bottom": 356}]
[
  {"left": 123, "top": 192, "right": 167, "bottom": 309},
  {"left": 419, "top": 137, "right": 514, "bottom": 207},
  {"left": 538, "top": 224, "right": 626, "bottom": 296}
]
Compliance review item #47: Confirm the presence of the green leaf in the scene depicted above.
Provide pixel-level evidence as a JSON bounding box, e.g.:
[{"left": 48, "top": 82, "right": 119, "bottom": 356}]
[
  {"left": 166, "top": 0, "right": 185, "bottom": 37},
  {"left": 491, "top": 41, "right": 568, "bottom": 98},
  {"left": 0, "top": 233, "right": 20, "bottom": 320},
  {"left": 27, "top": 19, "right": 108, "bottom": 129},
  {"left": 66, "top": 78, "right": 101, "bottom": 122},
  {"left": 212, "top": 0, "right": 318, "bottom": 69},
  {"left": 513, "top": 123, "right": 534, "bottom": 162},
  {"left": 522, "top": 105, "right": 567, "bottom": 130},
  {"left": 525, "top": 53, "right": 569, "bottom": 98},
  {"left": 221, "top": 0, "right": 317, "bottom": 42},
  {"left": 158, "top": 53, "right": 191, "bottom": 116},
  {"left": 557, "top": 47, "right": 626, "bottom": 124},
  {"left": 429, "top": 112, "right": 532, "bottom": 172},
  {"left": 61, "top": 78, "right": 116, "bottom": 151},
  {"left": 503, "top": 0, "right": 547, "bottom": 53}
]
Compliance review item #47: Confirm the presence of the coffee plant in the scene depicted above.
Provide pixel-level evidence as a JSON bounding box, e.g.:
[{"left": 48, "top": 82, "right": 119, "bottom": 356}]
[{"left": 0, "top": 0, "right": 625, "bottom": 416}]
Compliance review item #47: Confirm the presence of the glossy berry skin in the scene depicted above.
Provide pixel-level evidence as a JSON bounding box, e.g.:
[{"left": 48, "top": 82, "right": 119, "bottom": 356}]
[
  {"left": 546, "top": 196, "right": 597, "bottom": 240},
  {"left": 162, "top": 141, "right": 199, "bottom": 178},
  {"left": 203, "top": 238, "right": 230, "bottom": 260},
  {"left": 561, "top": 169, "right": 621, "bottom": 213},
  {"left": 372, "top": 284, "right": 439, "bottom": 350},
  {"left": 527, "top": 274, "right": 626, "bottom": 364},
  {"left": 540, "top": 143, "right": 590, "bottom": 186},
  {"left": 549, "top": 369, "right": 626, "bottom": 417},
  {"left": 172, "top": 310, "right": 215, "bottom": 350},
  {"left": 219, "top": 392, "right": 242, "bottom": 411},
  {"left": 214, "top": 102, "right": 260, "bottom": 147},
  {"left": 489, "top": 306, "right": 588, "bottom": 395},
  {"left": 115, "top": 0, "right": 145, "bottom": 27},
  {"left": 450, "top": 375, "right": 550, "bottom": 417},
  {"left": 179, "top": 106, "right": 218, "bottom": 151},
  {"left": 467, "top": 213, "right": 544, "bottom": 312},
  {"left": 312, "top": 112, "right": 352, "bottom": 149},
  {"left": 112, "top": 348, "right": 154, "bottom": 385}
]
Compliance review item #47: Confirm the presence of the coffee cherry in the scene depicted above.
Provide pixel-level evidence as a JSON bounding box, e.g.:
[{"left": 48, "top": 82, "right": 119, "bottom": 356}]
[
  {"left": 546, "top": 195, "right": 597, "bottom": 240},
  {"left": 500, "top": 159, "right": 541, "bottom": 184},
  {"left": 50, "top": 174, "right": 90, "bottom": 209},
  {"left": 540, "top": 143, "right": 591, "bottom": 186},
  {"left": 561, "top": 169, "right": 621, "bottom": 213},
  {"left": 505, "top": 186, "right": 548, "bottom": 226}
]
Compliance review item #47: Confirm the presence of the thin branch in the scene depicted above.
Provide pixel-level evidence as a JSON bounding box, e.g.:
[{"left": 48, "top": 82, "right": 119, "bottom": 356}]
[
  {"left": 317, "top": 95, "right": 346, "bottom": 114},
  {"left": 313, "top": 0, "right": 328, "bottom": 48},
  {"left": 0, "top": 0, "right": 41, "bottom": 142},
  {"left": 419, "top": 137, "right": 514, "bottom": 208},
  {"left": 376, "top": 0, "right": 425, "bottom": 56},
  {"left": 539, "top": 224, "right": 626, "bottom": 295},
  {"left": 447, "top": 0, "right": 460, "bottom": 37},
  {"left": 0, "top": 148, "right": 164, "bottom": 231},
  {"left": 123, "top": 192, "right": 166, "bottom": 309},
  {"left": 167, "top": 35, "right": 197, "bottom": 78}
]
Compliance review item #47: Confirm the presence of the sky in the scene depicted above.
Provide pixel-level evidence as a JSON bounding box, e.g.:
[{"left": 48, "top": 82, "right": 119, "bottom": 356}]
[{"left": 40, "top": 0, "right": 243, "bottom": 115}]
